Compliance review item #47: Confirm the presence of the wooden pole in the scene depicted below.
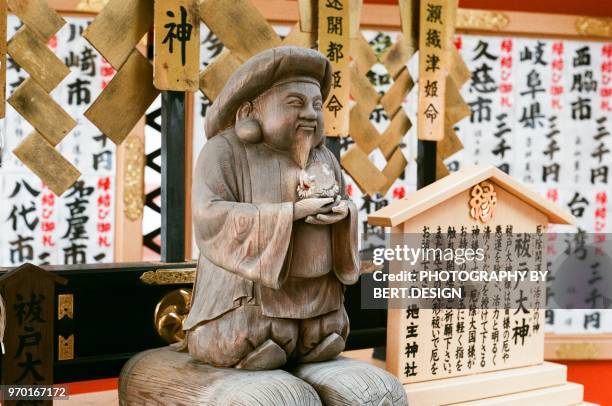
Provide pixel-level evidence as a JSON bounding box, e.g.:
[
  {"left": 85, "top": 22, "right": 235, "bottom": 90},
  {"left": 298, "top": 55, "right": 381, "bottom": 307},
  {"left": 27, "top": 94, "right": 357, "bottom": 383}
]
[
  {"left": 417, "top": 140, "right": 437, "bottom": 189},
  {"left": 161, "top": 91, "right": 186, "bottom": 262}
]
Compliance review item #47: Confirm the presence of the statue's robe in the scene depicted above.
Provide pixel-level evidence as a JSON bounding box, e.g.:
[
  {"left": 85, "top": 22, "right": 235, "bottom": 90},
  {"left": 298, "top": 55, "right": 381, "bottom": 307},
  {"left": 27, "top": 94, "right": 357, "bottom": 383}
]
[{"left": 184, "top": 129, "right": 360, "bottom": 332}]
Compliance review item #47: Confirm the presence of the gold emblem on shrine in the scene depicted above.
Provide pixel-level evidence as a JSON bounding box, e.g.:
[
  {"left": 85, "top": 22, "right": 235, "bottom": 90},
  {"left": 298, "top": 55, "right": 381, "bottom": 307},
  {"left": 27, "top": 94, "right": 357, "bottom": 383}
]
[{"left": 469, "top": 181, "right": 497, "bottom": 223}]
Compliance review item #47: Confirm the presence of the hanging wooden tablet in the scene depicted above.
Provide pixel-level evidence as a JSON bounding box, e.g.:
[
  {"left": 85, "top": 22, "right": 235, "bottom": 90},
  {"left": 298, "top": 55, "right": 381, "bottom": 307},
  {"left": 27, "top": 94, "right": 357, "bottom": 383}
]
[
  {"left": 7, "top": 26, "right": 70, "bottom": 93},
  {"left": 350, "top": 33, "right": 378, "bottom": 76},
  {"left": 381, "top": 34, "right": 414, "bottom": 79},
  {"left": 200, "top": 0, "right": 280, "bottom": 63},
  {"left": 341, "top": 145, "right": 388, "bottom": 195},
  {"left": 9, "top": 78, "right": 76, "bottom": 147},
  {"left": 153, "top": 0, "right": 199, "bottom": 91},
  {"left": 82, "top": 0, "right": 153, "bottom": 70},
  {"left": 13, "top": 132, "right": 81, "bottom": 197},
  {"left": 282, "top": 23, "right": 316, "bottom": 49},
  {"left": 7, "top": 0, "right": 64, "bottom": 42},
  {"left": 85, "top": 49, "right": 160, "bottom": 145},
  {"left": 197, "top": 0, "right": 282, "bottom": 102},
  {"left": 318, "top": 0, "right": 350, "bottom": 136},
  {"left": 198, "top": 50, "right": 241, "bottom": 102},
  {"left": 417, "top": 0, "right": 452, "bottom": 141},
  {"left": 297, "top": 0, "right": 317, "bottom": 33},
  {"left": 340, "top": 0, "right": 415, "bottom": 195},
  {"left": 5, "top": 0, "right": 81, "bottom": 196}
]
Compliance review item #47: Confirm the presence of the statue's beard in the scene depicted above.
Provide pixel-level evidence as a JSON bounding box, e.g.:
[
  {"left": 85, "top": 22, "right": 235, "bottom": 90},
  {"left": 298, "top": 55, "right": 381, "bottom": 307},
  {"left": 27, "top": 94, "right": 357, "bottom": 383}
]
[
  {"left": 290, "top": 131, "right": 315, "bottom": 168},
  {"left": 263, "top": 127, "right": 321, "bottom": 169}
]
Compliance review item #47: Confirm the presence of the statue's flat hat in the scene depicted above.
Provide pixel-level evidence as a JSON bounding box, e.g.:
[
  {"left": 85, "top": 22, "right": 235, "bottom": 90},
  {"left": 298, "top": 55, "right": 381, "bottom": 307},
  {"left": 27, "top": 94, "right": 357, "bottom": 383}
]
[{"left": 205, "top": 46, "right": 332, "bottom": 139}]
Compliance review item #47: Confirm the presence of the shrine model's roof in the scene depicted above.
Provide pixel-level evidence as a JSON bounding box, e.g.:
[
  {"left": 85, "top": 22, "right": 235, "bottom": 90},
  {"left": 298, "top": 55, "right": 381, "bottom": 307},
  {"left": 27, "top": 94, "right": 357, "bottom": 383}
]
[{"left": 368, "top": 165, "right": 575, "bottom": 227}]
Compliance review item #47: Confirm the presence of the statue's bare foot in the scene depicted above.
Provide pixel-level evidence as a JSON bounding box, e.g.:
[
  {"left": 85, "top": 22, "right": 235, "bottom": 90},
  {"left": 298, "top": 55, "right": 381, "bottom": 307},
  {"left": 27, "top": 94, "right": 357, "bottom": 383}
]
[
  {"left": 236, "top": 339, "right": 287, "bottom": 370},
  {"left": 299, "top": 333, "right": 345, "bottom": 363}
]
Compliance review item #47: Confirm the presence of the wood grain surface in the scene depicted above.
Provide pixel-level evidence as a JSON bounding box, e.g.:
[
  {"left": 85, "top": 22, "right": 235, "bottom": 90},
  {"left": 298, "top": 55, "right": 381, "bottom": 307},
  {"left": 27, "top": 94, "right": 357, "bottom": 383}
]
[
  {"left": 85, "top": 49, "right": 159, "bottom": 145},
  {"left": 83, "top": 0, "right": 153, "bottom": 70},
  {"left": 8, "top": 78, "right": 76, "bottom": 146},
  {"left": 13, "top": 132, "right": 81, "bottom": 196},
  {"left": 119, "top": 347, "right": 322, "bottom": 405}
]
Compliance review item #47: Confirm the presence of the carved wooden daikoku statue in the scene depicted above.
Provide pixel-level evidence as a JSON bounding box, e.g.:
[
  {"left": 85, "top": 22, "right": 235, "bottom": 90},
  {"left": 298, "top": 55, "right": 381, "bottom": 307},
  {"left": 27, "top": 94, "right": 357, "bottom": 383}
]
[
  {"left": 120, "top": 46, "right": 406, "bottom": 406},
  {"left": 183, "top": 46, "right": 360, "bottom": 370}
]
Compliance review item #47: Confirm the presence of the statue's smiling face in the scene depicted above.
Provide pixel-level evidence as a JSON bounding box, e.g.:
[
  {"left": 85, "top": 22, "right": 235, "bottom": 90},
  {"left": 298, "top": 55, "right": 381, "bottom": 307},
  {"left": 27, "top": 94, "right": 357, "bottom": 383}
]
[{"left": 254, "top": 81, "right": 324, "bottom": 168}]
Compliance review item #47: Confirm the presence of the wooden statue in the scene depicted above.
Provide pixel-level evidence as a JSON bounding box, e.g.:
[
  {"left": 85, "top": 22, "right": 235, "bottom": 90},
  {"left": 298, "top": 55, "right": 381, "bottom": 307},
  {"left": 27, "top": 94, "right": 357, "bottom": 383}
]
[
  {"left": 120, "top": 46, "right": 407, "bottom": 406},
  {"left": 183, "top": 46, "right": 360, "bottom": 370}
]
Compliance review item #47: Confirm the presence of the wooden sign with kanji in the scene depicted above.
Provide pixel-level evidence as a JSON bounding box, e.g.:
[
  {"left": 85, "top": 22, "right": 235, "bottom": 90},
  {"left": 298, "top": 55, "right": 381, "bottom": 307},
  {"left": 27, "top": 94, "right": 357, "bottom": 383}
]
[
  {"left": 153, "top": 0, "right": 200, "bottom": 91},
  {"left": 369, "top": 166, "right": 575, "bottom": 384},
  {"left": 0, "top": 263, "right": 66, "bottom": 405}
]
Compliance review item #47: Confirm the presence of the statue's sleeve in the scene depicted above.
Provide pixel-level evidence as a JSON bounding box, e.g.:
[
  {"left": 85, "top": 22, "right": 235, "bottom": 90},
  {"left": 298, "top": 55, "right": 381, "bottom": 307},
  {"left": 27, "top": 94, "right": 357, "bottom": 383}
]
[
  {"left": 328, "top": 147, "right": 361, "bottom": 285},
  {"left": 192, "top": 136, "right": 293, "bottom": 289}
]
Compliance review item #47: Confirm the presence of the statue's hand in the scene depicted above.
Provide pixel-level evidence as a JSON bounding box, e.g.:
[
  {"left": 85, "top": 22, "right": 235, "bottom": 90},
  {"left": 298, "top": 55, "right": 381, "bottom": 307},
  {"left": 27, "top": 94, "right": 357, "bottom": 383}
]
[
  {"left": 293, "top": 197, "right": 334, "bottom": 221},
  {"left": 305, "top": 200, "right": 349, "bottom": 225}
]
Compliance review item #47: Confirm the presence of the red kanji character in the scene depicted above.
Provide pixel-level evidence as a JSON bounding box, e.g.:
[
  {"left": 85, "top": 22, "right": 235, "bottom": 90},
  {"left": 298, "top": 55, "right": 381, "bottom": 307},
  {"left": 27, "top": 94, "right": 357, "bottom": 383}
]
[
  {"left": 596, "top": 192, "right": 608, "bottom": 205},
  {"left": 392, "top": 186, "right": 406, "bottom": 199},
  {"left": 602, "top": 61, "right": 612, "bottom": 73},
  {"left": 501, "top": 71, "right": 511, "bottom": 81},
  {"left": 98, "top": 177, "right": 111, "bottom": 191},
  {"left": 41, "top": 222, "right": 55, "bottom": 232},
  {"left": 42, "top": 235, "right": 55, "bottom": 247},
  {"left": 454, "top": 36, "right": 462, "bottom": 50},
  {"left": 551, "top": 99, "right": 561, "bottom": 110},
  {"left": 550, "top": 85, "right": 564, "bottom": 96},
  {"left": 595, "top": 207, "right": 607, "bottom": 219},
  {"left": 552, "top": 58, "right": 563, "bottom": 71},
  {"left": 499, "top": 83, "right": 512, "bottom": 93},
  {"left": 601, "top": 88, "right": 612, "bottom": 97},
  {"left": 546, "top": 189, "right": 558, "bottom": 202},
  {"left": 98, "top": 236, "right": 111, "bottom": 247},
  {"left": 42, "top": 208, "right": 54, "bottom": 219},
  {"left": 501, "top": 39, "right": 512, "bottom": 53},
  {"left": 501, "top": 96, "right": 512, "bottom": 108},
  {"left": 98, "top": 209, "right": 111, "bottom": 220},
  {"left": 97, "top": 222, "right": 112, "bottom": 233},
  {"left": 97, "top": 193, "right": 111, "bottom": 207},
  {"left": 500, "top": 56, "right": 512, "bottom": 69},
  {"left": 100, "top": 59, "right": 115, "bottom": 77},
  {"left": 602, "top": 44, "right": 612, "bottom": 58},
  {"left": 552, "top": 42, "right": 564, "bottom": 55},
  {"left": 41, "top": 193, "right": 55, "bottom": 206}
]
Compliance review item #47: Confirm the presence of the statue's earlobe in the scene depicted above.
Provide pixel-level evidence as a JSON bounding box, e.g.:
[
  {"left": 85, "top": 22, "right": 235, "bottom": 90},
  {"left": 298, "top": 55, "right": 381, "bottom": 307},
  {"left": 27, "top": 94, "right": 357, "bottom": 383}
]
[
  {"left": 235, "top": 102, "right": 262, "bottom": 144},
  {"left": 316, "top": 134, "right": 326, "bottom": 147}
]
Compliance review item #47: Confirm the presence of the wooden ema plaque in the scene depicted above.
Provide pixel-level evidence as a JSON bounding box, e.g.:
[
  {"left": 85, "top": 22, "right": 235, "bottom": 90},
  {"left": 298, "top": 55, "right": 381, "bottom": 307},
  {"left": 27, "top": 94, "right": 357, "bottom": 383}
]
[
  {"left": 153, "top": 0, "right": 200, "bottom": 91},
  {"left": 318, "top": 0, "right": 350, "bottom": 137},
  {"left": 0, "top": 263, "right": 66, "bottom": 405},
  {"left": 369, "top": 166, "right": 575, "bottom": 384}
]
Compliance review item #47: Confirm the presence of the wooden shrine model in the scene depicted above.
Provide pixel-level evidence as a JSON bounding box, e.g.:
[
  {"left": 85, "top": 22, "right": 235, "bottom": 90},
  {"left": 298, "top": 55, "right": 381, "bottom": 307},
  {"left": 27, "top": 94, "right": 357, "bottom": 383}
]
[{"left": 368, "top": 165, "right": 598, "bottom": 405}]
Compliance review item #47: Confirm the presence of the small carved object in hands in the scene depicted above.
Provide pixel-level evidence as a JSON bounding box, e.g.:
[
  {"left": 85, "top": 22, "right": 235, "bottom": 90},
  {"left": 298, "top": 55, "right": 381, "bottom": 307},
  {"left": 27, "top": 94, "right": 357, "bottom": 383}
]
[{"left": 297, "top": 161, "right": 340, "bottom": 200}]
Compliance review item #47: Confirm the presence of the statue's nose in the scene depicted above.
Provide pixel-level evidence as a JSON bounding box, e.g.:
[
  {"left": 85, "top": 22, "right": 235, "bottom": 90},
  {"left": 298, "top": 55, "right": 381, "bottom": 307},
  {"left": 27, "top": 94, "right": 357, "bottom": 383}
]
[{"left": 300, "top": 103, "right": 318, "bottom": 120}]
